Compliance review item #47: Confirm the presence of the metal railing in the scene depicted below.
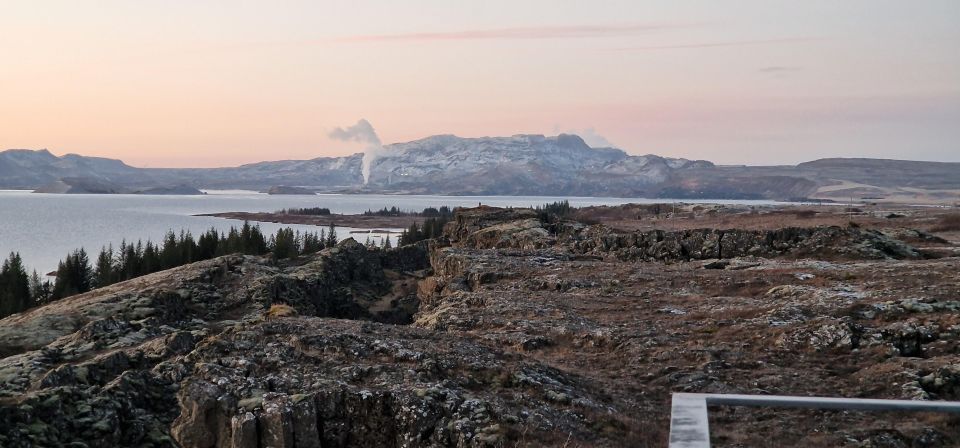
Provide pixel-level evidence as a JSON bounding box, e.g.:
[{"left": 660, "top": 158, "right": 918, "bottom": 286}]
[{"left": 669, "top": 393, "right": 960, "bottom": 448}]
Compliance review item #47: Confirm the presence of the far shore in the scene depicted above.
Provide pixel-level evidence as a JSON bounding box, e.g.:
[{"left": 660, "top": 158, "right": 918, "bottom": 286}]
[{"left": 195, "top": 211, "right": 423, "bottom": 229}]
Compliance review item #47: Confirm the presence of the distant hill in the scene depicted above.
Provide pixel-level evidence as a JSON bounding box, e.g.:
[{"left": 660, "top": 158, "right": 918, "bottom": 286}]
[
  {"left": 2, "top": 137, "right": 959, "bottom": 201},
  {"left": 0, "top": 149, "right": 145, "bottom": 189},
  {"left": 144, "top": 154, "right": 363, "bottom": 190}
]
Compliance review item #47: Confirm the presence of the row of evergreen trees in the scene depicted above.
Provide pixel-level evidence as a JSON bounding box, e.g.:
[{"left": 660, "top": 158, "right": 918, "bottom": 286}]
[
  {"left": 277, "top": 207, "right": 331, "bottom": 216},
  {"left": 534, "top": 200, "right": 574, "bottom": 221},
  {"left": 363, "top": 206, "right": 454, "bottom": 218},
  {"left": 398, "top": 215, "right": 450, "bottom": 245},
  {"left": 362, "top": 234, "right": 394, "bottom": 250},
  {"left": 0, "top": 222, "right": 337, "bottom": 319}
]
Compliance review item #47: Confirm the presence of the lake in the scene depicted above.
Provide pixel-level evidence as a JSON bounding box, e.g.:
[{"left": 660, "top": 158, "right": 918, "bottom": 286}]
[{"left": 0, "top": 190, "right": 782, "bottom": 275}]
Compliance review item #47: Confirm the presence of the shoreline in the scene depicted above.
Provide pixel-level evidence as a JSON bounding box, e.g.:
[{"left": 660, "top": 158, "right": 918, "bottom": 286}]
[{"left": 195, "top": 211, "right": 424, "bottom": 229}]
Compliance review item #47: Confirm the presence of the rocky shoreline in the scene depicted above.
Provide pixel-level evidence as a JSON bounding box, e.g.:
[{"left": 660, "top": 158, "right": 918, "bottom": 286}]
[
  {"left": 196, "top": 211, "right": 422, "bottom": 230},
  {"left": 1, "top": 205, "right": 958, "bottom": 447}
]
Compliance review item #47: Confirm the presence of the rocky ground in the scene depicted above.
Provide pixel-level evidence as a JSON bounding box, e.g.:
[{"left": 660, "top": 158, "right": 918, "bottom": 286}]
[{"left": 1, "top": 204, "right": 959, "bottom": 447}]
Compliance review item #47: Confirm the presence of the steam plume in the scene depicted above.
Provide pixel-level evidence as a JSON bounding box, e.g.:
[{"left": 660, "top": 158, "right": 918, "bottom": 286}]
[{"left": 328, "top": 119, "right": 383, "bottom": 185}]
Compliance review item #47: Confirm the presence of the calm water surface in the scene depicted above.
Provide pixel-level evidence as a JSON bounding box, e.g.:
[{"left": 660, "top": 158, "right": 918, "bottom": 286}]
[{"left": 0, "top": 190, "right": 781, "bottom": 275}]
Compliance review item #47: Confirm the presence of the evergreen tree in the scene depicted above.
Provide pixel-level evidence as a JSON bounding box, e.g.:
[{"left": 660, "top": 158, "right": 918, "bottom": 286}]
[
  {"left": 325, "top": 222, "right": 337, "bottom": 247},
  {"left": 142, "top": 241, "right": 161, "bottom": 275},
  {"left": 197, "top": 228, "right": 219, "bottom": 259},
  {"left": 121, "top": 242, "right": 139, "bottom": 280},
  {"left": 399, "top": 222, "right": 421, "bottom": 246},
  {"left": 178, "top": 231, "right": 197, "bottom": 264},
  {"left": 94, "top": 246, "right": 114, "bottom": 287},
  {"left": 30, "top": 270, "right": 52, "bottom": 306},
  {"left": 221, "top": 227, "right": 241, "bottom": 256},
  {"left": 247, "top": 224, "right": 267, "bottom": 254},
  {"left": 52, "top": 249, "right": 91, "bottom": 300},
  {"left": 271, "top": 228, "right": 298, "bottom": 260},
  {"left": 160, "top": 232, "right": 179, "bottom": 269},
  {"left": 0, "top": 253, "right": 32, "bottom": 318},
  {"left": 302, "top": 231, "right": 323, "bottom": 254},
  {"left": 29, "top": 270, "right": 43, "bottom": 302}
]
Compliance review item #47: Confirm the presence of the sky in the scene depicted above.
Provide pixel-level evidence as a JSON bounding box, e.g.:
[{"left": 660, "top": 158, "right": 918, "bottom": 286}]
[{"left": 1, "top": 0, "right": 958, "bottom": 167}]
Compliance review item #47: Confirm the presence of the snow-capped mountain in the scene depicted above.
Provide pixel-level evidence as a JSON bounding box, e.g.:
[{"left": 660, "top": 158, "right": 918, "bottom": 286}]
[
  {"left": 367, "top": 134, "right": 712, "bottom": 195},
  {"left": 0, "top": 136, "right": 714, "bottom": 195}
]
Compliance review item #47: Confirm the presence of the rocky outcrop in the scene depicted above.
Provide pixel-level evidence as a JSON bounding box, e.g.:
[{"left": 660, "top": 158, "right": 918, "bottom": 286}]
[
  {"left": 0, "top": 233, "right": 626, "bottom": 447},
  {"left": 445, "top": 206, "right": 921, "bottom": 261},
  {"left": 1, "top": 205, "right": 956, "bottom": 447},
  {"left": 163, "top": 318, "right": 598, "bottom": 448},
  {"left": 445, "top": 206, "right": 541, "bottom": 245},
  {"left": 567, "top": 225, "right": 920, "bottom": 261}
]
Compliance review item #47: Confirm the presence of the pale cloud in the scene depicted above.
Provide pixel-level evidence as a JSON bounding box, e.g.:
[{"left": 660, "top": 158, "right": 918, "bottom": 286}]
[
  {"left": 758, "top": 66, "right": 802, "bottom": 73},
  {"left": 553, "top": 126, "right": 616, "bottom": 148},
  {"left": 758, "top": 66, "right": 802, "bottom": 78},
  {"left": 336, "top": 23, "right": 688, "bottom": 43},
  {"left": 610, "top": 37, "right": 817, "bottom": 51}
]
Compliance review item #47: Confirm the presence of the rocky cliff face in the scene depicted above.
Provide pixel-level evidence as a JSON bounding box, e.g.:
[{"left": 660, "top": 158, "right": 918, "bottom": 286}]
[
  {"left": 1, "top": 207, "right": 958, "bottom": 447},
  {"left": 0, "top": 232, "right": 624, "bottom": 447}
]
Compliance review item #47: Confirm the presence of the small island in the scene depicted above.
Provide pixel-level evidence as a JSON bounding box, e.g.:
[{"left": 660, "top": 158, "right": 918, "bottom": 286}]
[
  {"left": 34, "top": 177, "right": 205, "bottom": 195},
  {"left": 33, "top": 177, "right": 125, "bottom": 194},
  {"left": 197, "top": 211, "right": 421, "bottom": 229},
  {"left": 133, "top": 185, "right": 205, "bottom": 195},
  {"left": 266, "top": 185, "right": 316, "bottom": 195},
  {"left": 198, "top": 205, "right": 455, "bottom": 230}
]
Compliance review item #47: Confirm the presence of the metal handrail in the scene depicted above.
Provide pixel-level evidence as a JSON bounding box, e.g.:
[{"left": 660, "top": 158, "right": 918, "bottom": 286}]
[{"left": 669, "top": 393, "right": 960, "bottom": 448}]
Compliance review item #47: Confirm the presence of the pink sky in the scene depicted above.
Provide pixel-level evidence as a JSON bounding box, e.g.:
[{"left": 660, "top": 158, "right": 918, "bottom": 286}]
[{"left": 1, "top": 1, "right": 958, "bottom": 167}]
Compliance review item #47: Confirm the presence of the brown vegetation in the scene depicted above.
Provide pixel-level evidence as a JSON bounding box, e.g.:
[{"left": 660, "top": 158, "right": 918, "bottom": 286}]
[
  {"left": 267, "top": 303, "right": 298, "bottom": 318},
  {"left": 931, "top": 213, "right": 960, "bottom": 232}
]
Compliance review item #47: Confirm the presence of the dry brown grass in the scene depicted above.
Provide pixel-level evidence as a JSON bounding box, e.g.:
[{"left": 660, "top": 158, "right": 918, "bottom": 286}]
[
  {"left": 931, "top": 213, "right": 960, "bottom": 232},
  {"left": 267, "top": 303, "right": 298, "bottom": 318}
]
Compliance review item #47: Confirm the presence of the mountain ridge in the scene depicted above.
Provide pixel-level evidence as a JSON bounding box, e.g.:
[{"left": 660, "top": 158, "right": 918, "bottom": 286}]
[{"left": 2, "top": 134, "right": 959, "bottom": 201}]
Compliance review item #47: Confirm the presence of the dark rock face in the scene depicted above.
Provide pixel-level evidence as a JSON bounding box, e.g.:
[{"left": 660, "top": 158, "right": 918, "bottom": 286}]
[
  {"left": 0, "top": 242, "right": 437, "bottom": 447},
  {"left": 445, "top": 206, "right": 541, "bottom": 244},
  {"left": 567, "top": 225, "right": 920, "bottom": 261},
  {"left": 251, "top": 239, "right": 396, "bottom": 321},
  {"left": 445, "top": 206, "right": 920, "bottom": 261},
  {"left": 164, "top": 319, "right": 571, "bottom": 448}
]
